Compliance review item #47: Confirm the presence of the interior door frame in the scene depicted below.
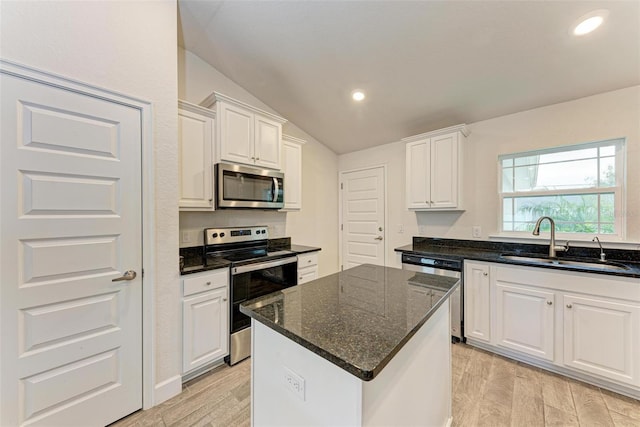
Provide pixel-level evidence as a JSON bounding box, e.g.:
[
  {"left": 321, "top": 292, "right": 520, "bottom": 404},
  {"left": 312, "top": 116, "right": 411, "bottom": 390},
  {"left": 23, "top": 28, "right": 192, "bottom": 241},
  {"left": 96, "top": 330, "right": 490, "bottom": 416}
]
[
  {"left": 338, "top": 165, "right": 388, "bottom": 270},
  {"left": 0, "top": 59, "right": 157, "bottom": 410}
]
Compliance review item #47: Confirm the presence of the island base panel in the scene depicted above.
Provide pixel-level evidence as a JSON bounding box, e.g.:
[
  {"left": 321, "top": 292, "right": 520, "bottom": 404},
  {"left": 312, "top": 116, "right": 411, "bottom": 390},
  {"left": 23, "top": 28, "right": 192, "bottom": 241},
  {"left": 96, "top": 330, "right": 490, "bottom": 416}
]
[{"left": 251, "top": 302, "right": 452, "bottom": 426}]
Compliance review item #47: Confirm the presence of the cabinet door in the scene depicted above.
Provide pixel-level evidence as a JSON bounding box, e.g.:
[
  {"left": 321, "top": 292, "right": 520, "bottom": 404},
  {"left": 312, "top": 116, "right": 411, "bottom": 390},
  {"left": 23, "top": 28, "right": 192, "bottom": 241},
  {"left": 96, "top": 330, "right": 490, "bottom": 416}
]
[
  {"left": 495, "top": 282, "right": 555, "bottom": 361},
  {"left": 464, "top": 262, "right": 491, "bottom": 342},
  {"left": 183, "top": 288, "right": 229, "bottom": 373},
  {"left": 405, "top": 139, "right": 430, "bottom": 209},
  {"left": 219, "top": 101, "right": 254, "bottom": 165},
  {"left": 178, "top": 108, "right": 214, "bottom": 209},
  {"left": 254, "top": 114, "right": 281, "bottom": 169},
  {"left": 429, "top": 132, "right": 459, "bottom": 209},
  {"left": 281, "top": 139, "right": 302, "bottom": 210},
  {"left": 563, "top": 294, "right": 640, "bottom": 386}
]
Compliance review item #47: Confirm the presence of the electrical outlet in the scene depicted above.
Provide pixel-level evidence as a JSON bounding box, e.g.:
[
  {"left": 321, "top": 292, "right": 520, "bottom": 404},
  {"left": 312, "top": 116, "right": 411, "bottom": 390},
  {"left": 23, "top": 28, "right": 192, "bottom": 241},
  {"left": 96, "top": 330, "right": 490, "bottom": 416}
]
[
  {"left": 182, "top": 231, "right": 191, "bottom": 243},
  {"left": 283, "top": 367, "right": 305, "bottom": 401},
  {"left": 398, "top": 224, "right": 404, "bottom": 233},
  {"left": 419, "top": 225, "right": 427, "bottom": 235},
  {"left": 472, "top": 226, "right": 482, "bottom": 238}
]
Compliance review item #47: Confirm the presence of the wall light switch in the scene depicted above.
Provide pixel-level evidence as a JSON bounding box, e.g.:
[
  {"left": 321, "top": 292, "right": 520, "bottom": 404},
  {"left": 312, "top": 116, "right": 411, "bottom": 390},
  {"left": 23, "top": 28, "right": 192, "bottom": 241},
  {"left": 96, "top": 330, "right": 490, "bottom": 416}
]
[
  {"left": 398, "top": 224, "right": 404, "bottom": 233},
  {"left": 472, "top": 226, "right": 482, "bottom": 238},
  {"left": 182, "top": 231, "right": 191, "bottom": 243}
]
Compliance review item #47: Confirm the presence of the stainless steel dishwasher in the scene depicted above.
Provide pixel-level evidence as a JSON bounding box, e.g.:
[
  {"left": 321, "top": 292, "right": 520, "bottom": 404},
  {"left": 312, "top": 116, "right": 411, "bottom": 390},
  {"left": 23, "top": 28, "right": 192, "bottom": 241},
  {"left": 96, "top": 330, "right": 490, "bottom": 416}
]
[{"left": 401, "top": 253, "right": 463, "bottom": 341}]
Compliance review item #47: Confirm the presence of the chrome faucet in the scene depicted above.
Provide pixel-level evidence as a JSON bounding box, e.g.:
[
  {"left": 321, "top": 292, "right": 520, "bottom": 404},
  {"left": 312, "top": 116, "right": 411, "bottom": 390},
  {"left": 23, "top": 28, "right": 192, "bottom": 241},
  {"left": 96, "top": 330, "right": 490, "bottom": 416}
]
[
  {"left": 592, "top": 236, "right": 606, "bottom": 261},
  {"left": 532, "top": 216, "right": 568, "bottom": 258}
]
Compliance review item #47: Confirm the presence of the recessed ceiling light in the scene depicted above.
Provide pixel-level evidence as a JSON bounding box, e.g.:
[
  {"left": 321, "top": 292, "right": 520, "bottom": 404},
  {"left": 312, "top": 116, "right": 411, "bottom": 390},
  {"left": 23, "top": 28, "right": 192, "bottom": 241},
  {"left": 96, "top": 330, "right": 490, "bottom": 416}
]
[
  {"left": 352, "top": 90, "right": 365, "bottom": 101},
  {"left": 573, "top": 9, "right": 608, "bottom": 36}
]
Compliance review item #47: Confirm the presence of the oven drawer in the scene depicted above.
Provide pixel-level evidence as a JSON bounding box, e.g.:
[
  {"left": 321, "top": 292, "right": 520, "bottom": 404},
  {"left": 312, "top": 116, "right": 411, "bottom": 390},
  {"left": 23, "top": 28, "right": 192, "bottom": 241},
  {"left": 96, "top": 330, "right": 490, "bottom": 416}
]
[
  {"left": 297, "top": 252, "right": 318, "bottom": 268},
  {"left": 183, "top": 268, "right": 229, "bottom": 297}
]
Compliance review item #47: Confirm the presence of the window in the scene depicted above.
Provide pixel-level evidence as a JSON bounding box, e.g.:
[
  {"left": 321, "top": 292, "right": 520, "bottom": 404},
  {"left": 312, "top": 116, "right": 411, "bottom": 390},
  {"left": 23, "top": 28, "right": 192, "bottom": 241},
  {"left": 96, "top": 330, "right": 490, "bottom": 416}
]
[{"left": 499, "top": 139, "right": 625, "bottom": 237}]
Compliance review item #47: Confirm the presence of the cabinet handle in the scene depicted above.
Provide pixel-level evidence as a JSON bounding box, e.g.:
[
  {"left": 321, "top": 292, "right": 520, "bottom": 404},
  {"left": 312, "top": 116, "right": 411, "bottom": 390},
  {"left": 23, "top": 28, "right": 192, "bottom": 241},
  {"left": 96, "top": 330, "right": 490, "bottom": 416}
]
[
  {"left": 299, "top": 276, "right": 303, "bottom": 280},
  {"left": 256, "top": 157, "right": 260, "bottom": 160},
  {"left": 566, "top": 304, "right": 572, "bottom": 309},
  {"left": 223, "top": 298, "right": 227, "bottom": 302},
  {"left": 547, "top": 301, "right": 553, "bottom": 305},
  {"left": 483, "top": 272, "right": 488, "bottom": 276},
  {"left": 205, "top": 281, "right": 211, "bottom": 286}
]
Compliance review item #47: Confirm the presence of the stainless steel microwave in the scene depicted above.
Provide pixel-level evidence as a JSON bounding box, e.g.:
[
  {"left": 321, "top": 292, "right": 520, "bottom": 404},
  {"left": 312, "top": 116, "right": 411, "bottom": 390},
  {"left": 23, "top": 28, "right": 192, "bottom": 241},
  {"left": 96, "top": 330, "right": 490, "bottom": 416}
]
[{"left": 216, "top": 163, "right": 284, "bottom": 209}]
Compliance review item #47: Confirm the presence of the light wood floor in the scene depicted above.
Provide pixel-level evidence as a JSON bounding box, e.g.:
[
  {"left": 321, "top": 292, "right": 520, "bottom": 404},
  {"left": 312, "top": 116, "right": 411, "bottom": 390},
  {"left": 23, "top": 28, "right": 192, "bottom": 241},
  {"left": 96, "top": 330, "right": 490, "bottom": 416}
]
[{"left": 112, "top": 343, "right": 640, "bottom": 427}]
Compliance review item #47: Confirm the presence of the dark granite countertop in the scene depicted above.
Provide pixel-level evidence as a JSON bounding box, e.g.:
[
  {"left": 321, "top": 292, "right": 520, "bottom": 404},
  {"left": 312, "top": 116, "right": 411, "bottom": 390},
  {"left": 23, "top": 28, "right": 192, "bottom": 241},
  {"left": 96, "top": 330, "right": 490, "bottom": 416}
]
[
  {"left": 240, "top": 264, "right": 460, "bottom": 381},
  {"left": 395, "top": 238, "right": 640, "bottom": 278},
  {"left": 288, "top": 244, "right": 321, "bottom": 254}
]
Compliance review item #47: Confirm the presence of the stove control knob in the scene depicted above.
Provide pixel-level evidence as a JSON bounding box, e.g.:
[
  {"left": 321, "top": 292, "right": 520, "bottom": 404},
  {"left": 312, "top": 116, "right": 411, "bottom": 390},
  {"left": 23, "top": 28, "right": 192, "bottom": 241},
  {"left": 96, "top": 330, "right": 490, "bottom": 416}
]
[
  {"left": 261, "top": 230, "right": 266, "bottom": 234},
  {"left": 220, "top": 232, "right": 225, "bottom": 237},
  {"left": 211, "top": 233, "right": 218, "bottom": 238}
]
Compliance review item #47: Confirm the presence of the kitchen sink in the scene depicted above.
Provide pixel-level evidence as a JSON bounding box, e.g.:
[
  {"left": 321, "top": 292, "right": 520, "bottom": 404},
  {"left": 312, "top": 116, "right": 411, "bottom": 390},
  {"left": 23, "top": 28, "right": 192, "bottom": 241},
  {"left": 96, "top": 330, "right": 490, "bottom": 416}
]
[{"left": 500, "top": 254, "right": 630, "bottom": 271}]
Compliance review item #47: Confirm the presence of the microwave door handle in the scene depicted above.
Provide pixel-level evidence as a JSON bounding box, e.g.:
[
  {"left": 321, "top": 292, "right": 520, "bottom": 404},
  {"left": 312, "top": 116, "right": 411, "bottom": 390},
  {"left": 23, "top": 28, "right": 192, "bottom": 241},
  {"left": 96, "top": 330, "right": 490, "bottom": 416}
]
[{"left": 272, "top": 177, "right": 279, "bottom": 202}]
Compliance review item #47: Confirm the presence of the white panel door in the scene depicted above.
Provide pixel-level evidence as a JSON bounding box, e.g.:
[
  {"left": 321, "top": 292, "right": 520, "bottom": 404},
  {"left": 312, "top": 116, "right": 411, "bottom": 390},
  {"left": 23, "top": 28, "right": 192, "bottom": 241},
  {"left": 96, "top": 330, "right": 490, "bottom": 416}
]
[
  {"left": 178, "top": 106, "right": 214, "bottom": 209},
  {"left": 1, "top": 72, "right": 142, "bottom": 426},
  {"left": 563, "top": 294, "right": 640, "bottom": 386},
  {"left": 281, "top": 138, "right": 303, "bottom": 210},
  {"left": 463, "top": 261, "right": 491, "bottom": 342},
  {"left": 341, "top": 167, "right": 385, "bottom": 269},
  {"left": 430, "top": 132, "right": 458, "bottom": 209},
  {"left": 495, "top": 282, "right": 555, "bottom": 361},
  {"left": 254, "top": 114, "right": 281, "bottom": 169},
  {"left": 219, "top": 101, "right": 254, "bottom": 165},
  {"left": 183, "top": 288, "right": 229, "bottom": 373},
  {"left": 405, "top": 139, "right": 430, "bottom": 209}
]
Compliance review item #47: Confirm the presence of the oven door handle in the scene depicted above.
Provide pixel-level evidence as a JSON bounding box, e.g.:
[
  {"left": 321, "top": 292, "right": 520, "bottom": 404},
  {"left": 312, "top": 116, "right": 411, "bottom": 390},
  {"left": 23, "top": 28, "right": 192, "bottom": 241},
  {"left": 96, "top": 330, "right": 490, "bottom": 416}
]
[{"left": 232, "top": 256, "right": 297, "bottom": 275}]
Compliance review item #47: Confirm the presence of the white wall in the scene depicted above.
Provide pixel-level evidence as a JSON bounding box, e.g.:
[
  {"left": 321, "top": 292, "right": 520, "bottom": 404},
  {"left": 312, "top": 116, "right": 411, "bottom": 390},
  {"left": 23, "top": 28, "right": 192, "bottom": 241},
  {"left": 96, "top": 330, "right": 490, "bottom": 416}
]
[
  {"left": 178, "top": 48, "right": 340, "bottom": 277},
  {"left": 339, "top": 86, "right": 640, "bottom": 267},
  {"left": 1, "top": 0, "right": 181, "bottom": 399}
]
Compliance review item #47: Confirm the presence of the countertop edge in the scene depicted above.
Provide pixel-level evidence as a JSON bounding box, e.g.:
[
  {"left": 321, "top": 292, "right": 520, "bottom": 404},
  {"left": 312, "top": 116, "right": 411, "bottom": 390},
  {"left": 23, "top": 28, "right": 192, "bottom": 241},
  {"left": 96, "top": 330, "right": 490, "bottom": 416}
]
[
  {"left": 394, "top": 246, "right": 640, "bottom": 278},
  {"left": 240, "top": 279, "right": 460, "bottom": 381}
]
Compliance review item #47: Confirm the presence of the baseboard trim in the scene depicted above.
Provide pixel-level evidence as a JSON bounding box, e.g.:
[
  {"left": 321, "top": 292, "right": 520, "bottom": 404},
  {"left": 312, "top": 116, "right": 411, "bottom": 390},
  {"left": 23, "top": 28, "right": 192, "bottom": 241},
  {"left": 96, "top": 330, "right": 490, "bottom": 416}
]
[{"left": 154, "top": 375, "right": 182, "bottom": 405}]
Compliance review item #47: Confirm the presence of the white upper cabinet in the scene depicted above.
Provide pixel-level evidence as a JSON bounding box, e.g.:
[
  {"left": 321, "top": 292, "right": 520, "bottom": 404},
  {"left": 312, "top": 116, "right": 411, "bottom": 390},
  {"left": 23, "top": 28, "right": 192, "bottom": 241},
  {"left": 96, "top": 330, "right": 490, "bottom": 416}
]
[
  {"left": 280, "top": 134, "right": 305, "bottom": 211},
  {"left": 404, "top": 124, "right": 467, "bottom": 210},
  {"left": 178, "top": 100, "right": 215, "bottom": 210},
  {"left": 201, "top": 92, "right": 287, "bottom": 170}
]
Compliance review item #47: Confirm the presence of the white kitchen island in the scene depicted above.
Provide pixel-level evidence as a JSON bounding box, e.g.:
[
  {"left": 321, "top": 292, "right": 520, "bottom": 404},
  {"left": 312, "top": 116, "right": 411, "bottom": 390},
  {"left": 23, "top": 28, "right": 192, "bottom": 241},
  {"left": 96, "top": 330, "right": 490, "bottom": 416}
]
[{"left": 240, "top": 264, "right": 460, "bottom": 426}]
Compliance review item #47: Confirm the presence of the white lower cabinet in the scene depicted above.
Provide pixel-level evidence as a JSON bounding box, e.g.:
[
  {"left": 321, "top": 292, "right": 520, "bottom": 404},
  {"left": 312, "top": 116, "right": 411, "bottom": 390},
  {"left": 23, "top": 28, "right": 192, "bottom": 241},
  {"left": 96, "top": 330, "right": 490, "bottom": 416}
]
[
  {"left": 297, "top": 251, "right": 319, "bottom": 284},
  {"left": 563, "top": 293, "right": 640, "bottom": 386},
  {"left": 182, "top": 268, "right": 229, "bottom": 374},
  {"left": 495, "top": 282, "right": 555, "bottom": 361},
  {"left": 463, "top": 261, "right": 491, "bottom": 342},
  {"left": 464, "top": 261, "right": 640, "bottom": 395}
]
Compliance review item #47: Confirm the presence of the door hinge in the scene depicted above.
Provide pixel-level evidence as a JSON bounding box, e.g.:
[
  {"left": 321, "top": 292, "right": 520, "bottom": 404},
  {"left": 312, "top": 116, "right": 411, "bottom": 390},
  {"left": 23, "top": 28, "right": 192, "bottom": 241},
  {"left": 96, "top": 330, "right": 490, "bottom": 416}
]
[
  {"left": 340, "top": 183, "right": 343, "bottom": 190},
  {"left": 341, "top": 224, "right": 343, "bottom": 231},
  {"left": 142, "top": 268, "right": 144, "bottom": 278},
  {"left": 341, "top": 265, "right": 344, "bottom": 271}
]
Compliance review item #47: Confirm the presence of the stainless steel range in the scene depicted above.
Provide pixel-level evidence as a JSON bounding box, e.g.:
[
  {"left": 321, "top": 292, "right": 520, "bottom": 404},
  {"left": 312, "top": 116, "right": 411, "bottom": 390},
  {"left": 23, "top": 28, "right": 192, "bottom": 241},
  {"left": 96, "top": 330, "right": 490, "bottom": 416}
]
[{"left": 204, "top": 226, "right": 298, "bottom": 365}]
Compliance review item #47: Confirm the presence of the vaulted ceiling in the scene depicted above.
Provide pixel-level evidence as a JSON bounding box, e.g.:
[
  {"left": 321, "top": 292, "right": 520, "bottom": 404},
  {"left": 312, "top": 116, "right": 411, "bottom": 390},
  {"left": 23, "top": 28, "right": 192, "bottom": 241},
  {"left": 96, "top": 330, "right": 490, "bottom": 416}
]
[{"left": 178, "top": 1, "right": 640, "bottom": 154}]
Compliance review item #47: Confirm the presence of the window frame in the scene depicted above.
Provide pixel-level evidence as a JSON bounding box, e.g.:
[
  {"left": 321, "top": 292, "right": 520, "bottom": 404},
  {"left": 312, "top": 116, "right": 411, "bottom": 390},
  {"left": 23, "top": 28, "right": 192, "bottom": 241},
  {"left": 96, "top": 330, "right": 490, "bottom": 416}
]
[{"left": 498, "top": 138, "right": 626, "bottom": 240}]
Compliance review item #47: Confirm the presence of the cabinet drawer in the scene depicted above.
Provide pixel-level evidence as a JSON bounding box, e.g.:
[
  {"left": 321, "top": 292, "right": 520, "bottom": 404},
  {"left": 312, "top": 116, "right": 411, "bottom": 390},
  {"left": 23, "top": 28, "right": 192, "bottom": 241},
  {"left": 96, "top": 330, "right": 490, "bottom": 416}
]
[
  {"left": 298, "top": 265, "right": 318, "bottom": 285},
  {"left": 297, "top": 252, "right": 318, "bottom": 268},
  {"left": 183, "top": 268, "right": 229, "bottom": 297}
]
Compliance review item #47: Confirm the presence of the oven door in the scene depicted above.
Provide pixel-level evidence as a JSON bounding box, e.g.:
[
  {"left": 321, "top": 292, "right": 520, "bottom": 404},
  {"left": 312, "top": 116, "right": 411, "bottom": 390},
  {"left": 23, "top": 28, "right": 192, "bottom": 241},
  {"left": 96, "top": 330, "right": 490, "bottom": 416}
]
[
  {"left": 228, "top": 256, "right": 297, "bottom": 364},
  {"left": 217, "top": 162, "right": 284, "bottom": 209}
]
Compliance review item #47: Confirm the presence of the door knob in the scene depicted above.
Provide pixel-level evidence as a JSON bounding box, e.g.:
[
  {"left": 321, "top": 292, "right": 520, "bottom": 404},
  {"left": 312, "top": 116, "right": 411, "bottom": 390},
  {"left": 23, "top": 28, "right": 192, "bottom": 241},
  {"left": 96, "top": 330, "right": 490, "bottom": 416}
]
[
  {"left": 374, "top": 236, "right": 383, "bottom": 241},
  {"left": 112, "top": 270, "right": 137, "bottom": 282}
]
